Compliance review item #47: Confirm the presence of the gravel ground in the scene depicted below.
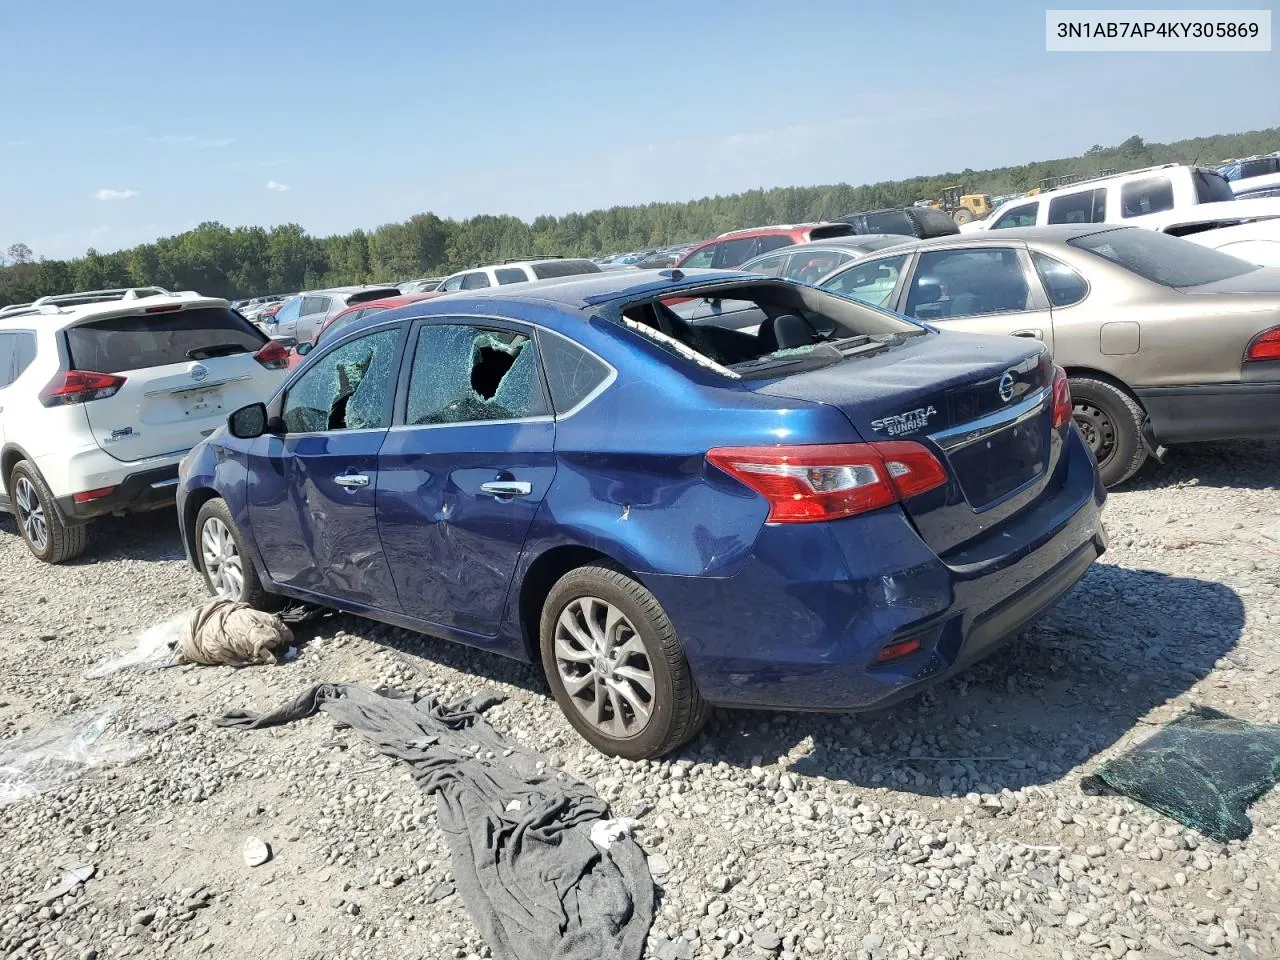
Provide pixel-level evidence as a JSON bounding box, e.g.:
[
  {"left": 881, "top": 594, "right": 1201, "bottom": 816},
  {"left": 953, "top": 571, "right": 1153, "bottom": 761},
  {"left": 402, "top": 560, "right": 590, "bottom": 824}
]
[{"left": 2, "top": 441, "right": 1280, "bottom": 960}]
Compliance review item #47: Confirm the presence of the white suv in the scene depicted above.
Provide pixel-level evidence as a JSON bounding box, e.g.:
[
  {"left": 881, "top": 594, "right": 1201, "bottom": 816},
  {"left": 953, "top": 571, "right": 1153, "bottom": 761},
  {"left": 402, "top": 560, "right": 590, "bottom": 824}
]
[
  {"left": 970, "top": 164, "right": 1238, "bottom": 233},
  {"left": 435, "top": 258, "right": 603, "bottom": 292},
  {"left": 0, "top": 287, "right": 290, "bottom": 563}
]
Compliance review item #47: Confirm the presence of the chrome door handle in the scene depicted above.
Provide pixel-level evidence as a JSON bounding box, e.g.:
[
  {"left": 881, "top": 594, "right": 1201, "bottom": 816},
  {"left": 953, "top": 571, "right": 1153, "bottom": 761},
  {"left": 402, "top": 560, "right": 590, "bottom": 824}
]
[
  {"left": 480, "top": 480, "right": 532, "bottom": 498},
  {"left": 334, "top": 474, "right": 370, "bottom": 489},
  {"left": 1011, "top": 328, "right": 1043, "bottom": 339}
]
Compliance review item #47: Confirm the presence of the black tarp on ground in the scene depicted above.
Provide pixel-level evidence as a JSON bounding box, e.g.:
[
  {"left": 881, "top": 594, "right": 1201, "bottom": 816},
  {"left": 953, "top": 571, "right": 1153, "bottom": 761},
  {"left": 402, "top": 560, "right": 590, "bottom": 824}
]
[
  {"left": 1084, "top": 705, "right": 1280, "bottom": 843},
  {"left": 217, "top": 684, "right": 653, "bottom": 960}
]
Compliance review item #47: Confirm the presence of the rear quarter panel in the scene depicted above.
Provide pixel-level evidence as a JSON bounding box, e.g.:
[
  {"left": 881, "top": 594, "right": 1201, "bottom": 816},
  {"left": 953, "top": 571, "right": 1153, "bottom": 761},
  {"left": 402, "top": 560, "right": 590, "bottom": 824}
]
[{"left": 1046, "top": 249, "right": 1279, "bottom": 386}]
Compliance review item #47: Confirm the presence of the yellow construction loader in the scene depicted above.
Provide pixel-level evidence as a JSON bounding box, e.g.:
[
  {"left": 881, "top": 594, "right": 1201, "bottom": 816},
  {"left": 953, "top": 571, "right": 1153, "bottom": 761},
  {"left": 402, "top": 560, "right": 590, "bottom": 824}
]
[{"left": 924, "top": 185, "right": 994, "bottom": 225}]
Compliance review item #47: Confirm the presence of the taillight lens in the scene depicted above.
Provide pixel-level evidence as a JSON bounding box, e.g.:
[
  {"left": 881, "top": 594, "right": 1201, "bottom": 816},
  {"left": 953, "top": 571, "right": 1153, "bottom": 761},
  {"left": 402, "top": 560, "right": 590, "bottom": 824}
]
[
  {"left": 706, "top": 441, "right": 947, "bottom": 523},
  {"left": 254, "top": 340, "right": 290, "bottom": 369},
  {"left": 1246, "top": 326, "right": 1280, "bottom": 362},
  {"left": 39, "top": 370, "right": 126, "bottom": 407},
  {"left": 1051, "top": 365, "right": 1072, "bottom": 429}
]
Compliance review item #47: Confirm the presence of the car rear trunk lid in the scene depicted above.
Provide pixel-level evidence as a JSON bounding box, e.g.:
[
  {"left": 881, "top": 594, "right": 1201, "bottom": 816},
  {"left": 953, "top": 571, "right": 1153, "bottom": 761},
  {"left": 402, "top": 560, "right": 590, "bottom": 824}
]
[
  {"left": 66, "top": 306, "right": 276, "bottom": 463},
  {"left": 754, "top": 332, "right": 1060, "bottom": 556}
]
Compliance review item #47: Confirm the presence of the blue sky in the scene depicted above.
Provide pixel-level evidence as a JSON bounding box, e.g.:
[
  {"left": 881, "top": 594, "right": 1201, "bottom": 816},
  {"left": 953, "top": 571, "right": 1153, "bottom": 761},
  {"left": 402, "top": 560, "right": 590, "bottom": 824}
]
[{"left": 1, "top": 0, "right": 1275, "bottom": 259}]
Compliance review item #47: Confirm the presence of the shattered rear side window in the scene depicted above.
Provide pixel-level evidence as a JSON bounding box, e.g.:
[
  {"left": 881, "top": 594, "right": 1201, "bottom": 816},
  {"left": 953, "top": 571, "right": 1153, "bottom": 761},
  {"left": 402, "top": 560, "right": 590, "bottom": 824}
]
[{"left": 406, "top": 325, "right": 549, "bottom": 426}]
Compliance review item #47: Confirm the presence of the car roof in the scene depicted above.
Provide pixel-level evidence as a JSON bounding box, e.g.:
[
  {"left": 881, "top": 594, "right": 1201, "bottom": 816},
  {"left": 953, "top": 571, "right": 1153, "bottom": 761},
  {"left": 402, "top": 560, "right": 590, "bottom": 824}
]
[
  {"left": 0, "top": 289, "right": 229, "bottom": 330},
  {"left": 855, "top": 224, "right": 1135, "bottom": 251},
  {"left": 340, "top": 269, "right": 756, "bottom": 338},
  {"left": 329, "top": 292, "right": 442, "bottom": 318}
]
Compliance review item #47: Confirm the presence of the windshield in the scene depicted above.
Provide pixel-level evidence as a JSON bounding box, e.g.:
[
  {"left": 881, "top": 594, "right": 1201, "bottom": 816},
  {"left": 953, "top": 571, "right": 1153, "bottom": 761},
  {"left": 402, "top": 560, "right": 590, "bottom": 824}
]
[
  {"left": 1068, "top": 228, "right": 1257, "bottom": 287},
  {"left": 67, "top": 307, "right": 266, "bottom": 373}
]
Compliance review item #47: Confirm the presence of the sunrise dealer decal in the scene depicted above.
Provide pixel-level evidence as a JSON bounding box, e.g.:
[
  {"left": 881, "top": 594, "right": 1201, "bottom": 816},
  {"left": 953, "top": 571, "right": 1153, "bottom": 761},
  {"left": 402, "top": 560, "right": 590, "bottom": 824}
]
[{"left": 870, "top": 405, "right": 937, "bottom": 436}]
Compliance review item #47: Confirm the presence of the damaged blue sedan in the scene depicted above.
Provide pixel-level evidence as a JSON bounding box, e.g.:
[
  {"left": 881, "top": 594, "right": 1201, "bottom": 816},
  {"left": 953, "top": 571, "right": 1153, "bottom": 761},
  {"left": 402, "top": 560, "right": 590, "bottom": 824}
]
[{"left": 176, "top": 269, "right": 1107, "bottom": 759}]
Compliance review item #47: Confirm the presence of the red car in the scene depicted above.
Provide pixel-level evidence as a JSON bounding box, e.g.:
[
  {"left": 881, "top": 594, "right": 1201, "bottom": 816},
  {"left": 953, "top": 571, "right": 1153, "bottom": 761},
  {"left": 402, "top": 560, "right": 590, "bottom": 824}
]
[
  {"left": 288, "top": 292, "right": 444, "bottom": 368},
  {"left": 675, "top": 222, "right": 856, "bottom": 270}
]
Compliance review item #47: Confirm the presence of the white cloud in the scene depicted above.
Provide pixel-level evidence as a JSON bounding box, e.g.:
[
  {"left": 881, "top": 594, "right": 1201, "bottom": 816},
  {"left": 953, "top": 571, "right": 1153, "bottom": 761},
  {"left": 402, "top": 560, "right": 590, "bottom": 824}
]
[
  {"left": 265, "top": 180, "right": 290, "bottom": 193},
  {"left": 147, "top": 134, "right": 236, "bottom": 149},
  {"left": 93, "top": 188, "right": 139, "bottom": 200}
]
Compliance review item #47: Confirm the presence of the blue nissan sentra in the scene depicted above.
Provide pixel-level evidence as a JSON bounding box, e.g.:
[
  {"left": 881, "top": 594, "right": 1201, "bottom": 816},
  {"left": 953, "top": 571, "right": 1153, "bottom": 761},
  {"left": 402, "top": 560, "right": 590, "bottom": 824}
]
[{"left": 177, "top": 268, "right": 1106, "bottom": 758}]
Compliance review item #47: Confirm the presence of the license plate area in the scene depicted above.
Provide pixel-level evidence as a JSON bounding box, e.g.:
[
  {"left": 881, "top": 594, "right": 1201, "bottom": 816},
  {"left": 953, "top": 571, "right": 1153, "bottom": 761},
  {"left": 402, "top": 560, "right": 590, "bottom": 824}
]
[
  {"left": 946, "top": 417, "right": 1047, "bottom": 509},
  {"left": 177, "top": 386, "right": 224, "bottom": 416}
]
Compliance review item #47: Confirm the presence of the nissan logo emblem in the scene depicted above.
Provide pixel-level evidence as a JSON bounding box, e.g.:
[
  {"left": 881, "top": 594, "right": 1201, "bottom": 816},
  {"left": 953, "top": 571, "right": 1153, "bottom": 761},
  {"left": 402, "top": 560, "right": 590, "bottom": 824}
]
[
  {"left": 998, "top": 370, "right": 1016, "bottom": 403},
  {"left": 190, "top": 363, "right": 209, "bottom": 383}
]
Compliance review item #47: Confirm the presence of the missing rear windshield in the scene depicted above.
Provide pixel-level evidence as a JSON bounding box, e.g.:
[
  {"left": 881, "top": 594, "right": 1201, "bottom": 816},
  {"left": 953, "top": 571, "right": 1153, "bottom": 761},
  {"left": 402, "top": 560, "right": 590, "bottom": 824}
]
[
  {"left": 66, "top": 307, "right": 266, "bottom": 374},
  {"left": 615, "top": 282, "right": 922, "bottom": 380}
]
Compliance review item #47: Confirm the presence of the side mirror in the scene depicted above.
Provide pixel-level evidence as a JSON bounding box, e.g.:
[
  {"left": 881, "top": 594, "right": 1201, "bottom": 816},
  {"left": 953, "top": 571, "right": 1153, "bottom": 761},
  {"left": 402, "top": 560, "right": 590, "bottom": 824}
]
[
  {"left": 296, "top": 341, "right": 313, "bottom": 356},
  {"left": 228, "top": 402, "right": 269, "bottom": 440}
]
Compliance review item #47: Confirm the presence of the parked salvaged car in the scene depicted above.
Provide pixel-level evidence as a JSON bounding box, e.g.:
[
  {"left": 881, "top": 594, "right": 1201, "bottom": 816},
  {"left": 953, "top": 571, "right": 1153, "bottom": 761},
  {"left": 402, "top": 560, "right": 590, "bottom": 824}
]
[
  {"left": 266, "top": 286, "right": 403, "bottom": 345},
  {"left": 288, "top": 292, "right": 444, "bottom": 368},
  {"left": 177, "top": 268, "right": 1106, "bottom": 759},
  {"left": 739, "top": 234, "right": 911, "bottom": 283},
  {"left": 0, "top": 287, "right": 289, "bottom": 562},
  {"left": 976, "top": 164, "right": 1236, "bottom": 232},
  {"left": 815, "top": 225, "right": 1280, "bottom": 486},
  {"left": 675, "top": 223, "right": 856, "bottom": 269}
]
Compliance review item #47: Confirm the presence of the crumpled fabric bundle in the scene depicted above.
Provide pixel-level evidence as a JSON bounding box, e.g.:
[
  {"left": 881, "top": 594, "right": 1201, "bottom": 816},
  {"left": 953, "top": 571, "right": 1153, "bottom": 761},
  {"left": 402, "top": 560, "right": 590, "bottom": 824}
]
[
  {"left": 215, "top": 684, "right": 654, "bottom": 960},
  {"left": 1083, "top": 705, "right": 1280, "bottom": 843},
  {"left": 178, "top": 598, "right": 293, "bottom": 667}
]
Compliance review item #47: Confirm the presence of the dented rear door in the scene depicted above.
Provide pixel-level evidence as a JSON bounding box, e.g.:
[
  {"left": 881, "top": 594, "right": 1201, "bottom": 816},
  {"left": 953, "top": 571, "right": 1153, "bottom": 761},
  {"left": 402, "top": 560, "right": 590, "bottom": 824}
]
[{"left": 376, "top": 318, "right": 557, "bottom": 640}]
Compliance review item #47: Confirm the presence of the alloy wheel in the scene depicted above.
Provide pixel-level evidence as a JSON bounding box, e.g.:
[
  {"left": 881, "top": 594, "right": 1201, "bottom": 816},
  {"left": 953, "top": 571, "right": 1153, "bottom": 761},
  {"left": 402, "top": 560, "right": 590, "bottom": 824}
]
[
  {"left": 554, "top": 596, "right": 656, "bottom": 740},
  {"left": 13, "top": 476, "right": 48, "bottom": 552},
  {"left": 201, "top": 516, "right": 244, "bottom": 600},
  {"left": 1073, "top": 400, "right": 1116, "bottom": 468}
]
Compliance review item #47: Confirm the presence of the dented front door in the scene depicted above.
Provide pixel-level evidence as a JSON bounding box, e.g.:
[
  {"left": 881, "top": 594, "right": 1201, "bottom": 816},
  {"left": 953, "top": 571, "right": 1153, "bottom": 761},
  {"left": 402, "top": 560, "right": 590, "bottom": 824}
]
[
  {"left": 376, "top": 320, "right": 557, "bottom": 639},
  {"left": 245, "top": 326, "right": 405, "bottom": 608}
]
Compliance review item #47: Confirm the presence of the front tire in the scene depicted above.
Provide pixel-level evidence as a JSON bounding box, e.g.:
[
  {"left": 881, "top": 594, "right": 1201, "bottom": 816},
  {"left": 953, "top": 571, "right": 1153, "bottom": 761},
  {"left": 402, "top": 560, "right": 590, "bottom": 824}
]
[
  {"left": 9, "top": 461, "right": 87, "bottom": 564},
  {"left": 1069, "top": 376, "right": 1148, "bottom": 487},
  {"left": 953, "top": 208, "right": 975, "bottom": 225},
  {"left": 540, "top": 564, "right": 710, "bottom": 760},
  {"left": 195, "top": 498, "right": 279, "bottom": 609}
]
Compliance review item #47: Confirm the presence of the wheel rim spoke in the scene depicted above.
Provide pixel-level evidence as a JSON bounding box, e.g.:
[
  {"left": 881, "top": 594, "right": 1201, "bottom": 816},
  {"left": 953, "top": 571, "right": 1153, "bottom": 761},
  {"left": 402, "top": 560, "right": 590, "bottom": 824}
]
[
  {"left": 14, "top": 478, "right": 48, "bottom": 551},
  {"left": 201, "top": 517, "right": 241, "bottom": 599},
  {"left": 553, "top": 594, "right": 657, "bottom": 742}
]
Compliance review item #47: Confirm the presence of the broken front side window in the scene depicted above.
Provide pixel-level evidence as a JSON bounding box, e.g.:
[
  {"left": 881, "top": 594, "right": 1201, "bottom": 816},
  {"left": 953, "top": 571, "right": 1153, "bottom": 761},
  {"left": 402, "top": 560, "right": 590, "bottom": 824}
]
[
  {"left": 281, "top": 328, "right": 400, "bottom": 433},
  {"left": 405, "top": 325, "right": 549, "bottom": 426}
]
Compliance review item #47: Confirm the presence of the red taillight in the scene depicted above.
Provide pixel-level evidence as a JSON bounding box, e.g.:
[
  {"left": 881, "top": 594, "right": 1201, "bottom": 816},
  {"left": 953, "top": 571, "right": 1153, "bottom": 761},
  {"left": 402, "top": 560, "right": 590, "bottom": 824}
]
[
  {"left": 875, "top": 637, "right": 922, "bottom": 664},
  {"left": 1246, "top": 327, "right": 1280, "bottom": 362},
  {"left": 73, "top": 486, "right": 116, "bottom": 504},
  {"left": 1051, "top": 365, "right": 1072, "bottom": 430},
  {"left": 706, "top": 441, "right": 947, "bottom": 523},
  {"left": 38, "top": 370, "right": 127, "bottom": 407},
  {"left": 254, "top": 340, "right": 290, "bottom": 369},
  {"left": 144, "top": 304, "right": 183, "bottom": 314}
]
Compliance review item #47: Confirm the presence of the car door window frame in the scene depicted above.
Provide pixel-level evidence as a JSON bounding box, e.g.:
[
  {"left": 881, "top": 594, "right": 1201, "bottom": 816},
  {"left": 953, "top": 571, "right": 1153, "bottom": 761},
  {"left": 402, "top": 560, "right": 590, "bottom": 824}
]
[
  {"left": 299, "top": 295, "right": 330, "bottom": 319},
  {"left": 391, "top": 315, "right": 554, "bottom": 430},
  {"left": 823, "top": 252, "right": 914, "bottom": 311},
  {"left": 277, "top": 322, "right": 408, "bottom": 436},
  {"left": 896, "top": 244, "right": 1048, "bottom": 320}
]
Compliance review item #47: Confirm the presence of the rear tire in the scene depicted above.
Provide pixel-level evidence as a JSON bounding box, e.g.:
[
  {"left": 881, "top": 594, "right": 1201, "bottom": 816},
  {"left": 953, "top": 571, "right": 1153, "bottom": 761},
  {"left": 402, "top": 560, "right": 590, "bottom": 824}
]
[
  {"left": 953, "top": 208, "right": 975, "bottom": 225},
  {"left": 9, "top": 461, "right": 88, "bottom": 564},
  {"left": 1069, "top": 376, "right": 1147, "bottom": 487},
  {"left": 540, "top": 564, "right": 710, "bottom": 760},
  {"left": 194, "top": 498, "right": 280, "bottom": 610}
]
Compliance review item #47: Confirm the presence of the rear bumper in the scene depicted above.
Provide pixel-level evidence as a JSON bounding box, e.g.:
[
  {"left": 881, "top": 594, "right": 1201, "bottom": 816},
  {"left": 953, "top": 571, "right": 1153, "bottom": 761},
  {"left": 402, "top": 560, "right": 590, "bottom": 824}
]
[
  {"left": 1138, "top": 378, "right": 1280, "bottom": 444},
  {"left": 645, "top": 427, "right": 1106, "bottom": 711},
  {"left": 53, "top": 464, "right": 181, "bottom": 521}
]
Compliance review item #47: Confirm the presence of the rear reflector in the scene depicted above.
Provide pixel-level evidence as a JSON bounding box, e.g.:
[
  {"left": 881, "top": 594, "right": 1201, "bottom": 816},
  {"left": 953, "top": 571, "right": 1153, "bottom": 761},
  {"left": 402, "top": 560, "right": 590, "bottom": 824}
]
[
  {"left": 39, "top": 370, "right": 127, "bottom": 407},
  {"left": 706, "top": 441, "right": 947, "bottom": 523},
  {"left": 73, "top": 486, "right": 117, "bottom": 504},
  {"left": 1246, "top": 326, "right": 1280, "bottom": 362},
  {"left": 254, "top": 340, "right": 290, "bottom": 369},
  {"left": 1050, "top": 365, "right": 1072, "bottom": 430},
  {"left": 874, "top": 637, "right": 922, "bottom": 664}
]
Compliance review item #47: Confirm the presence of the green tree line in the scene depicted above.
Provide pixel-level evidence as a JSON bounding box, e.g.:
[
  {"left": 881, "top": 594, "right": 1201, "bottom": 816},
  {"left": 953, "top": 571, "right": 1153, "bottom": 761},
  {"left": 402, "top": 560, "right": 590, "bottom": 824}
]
[{"left": 2, "top": 128, "right": 1276, "bottom": 307}]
